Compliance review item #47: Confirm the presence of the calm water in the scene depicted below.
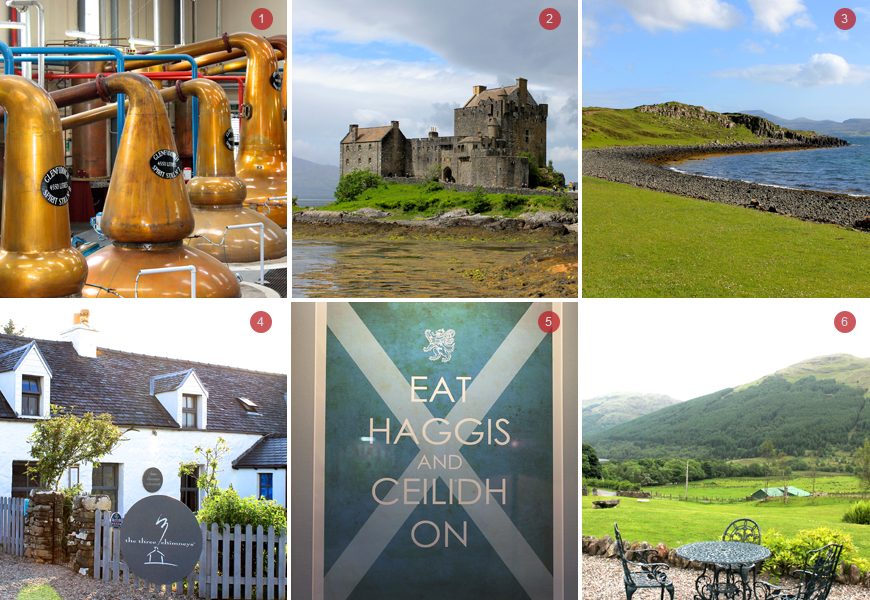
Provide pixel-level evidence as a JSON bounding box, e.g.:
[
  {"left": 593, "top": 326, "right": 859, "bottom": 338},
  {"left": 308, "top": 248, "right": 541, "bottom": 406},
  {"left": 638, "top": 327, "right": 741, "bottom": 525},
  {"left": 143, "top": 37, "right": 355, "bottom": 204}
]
[
  {"left": 669, "top": 137, "right": 870, "bottom": 195},
  {"left": 297, "top": 198, "right": 335, "bottom": 208}
]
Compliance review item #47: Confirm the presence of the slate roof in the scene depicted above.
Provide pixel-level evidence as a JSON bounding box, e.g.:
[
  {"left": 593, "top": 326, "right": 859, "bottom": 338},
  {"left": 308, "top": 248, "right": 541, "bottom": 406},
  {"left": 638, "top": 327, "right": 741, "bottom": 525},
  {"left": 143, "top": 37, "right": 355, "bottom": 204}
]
[
  {"left": 232, "top": 433, "right": 286, "bottom": 469},
  {"left": 151, "top": 370, "right": 196, "bottom": 395},
  {"left": 463, "top": 85, "right": 537, "bottom": 108},
  {"left": 0, "top": 389, "right": 16, "bottom": 419},
  {"left": 340, "top": 126, "right": 393, "bottom": 144},
  {"left": 0, "top": 333, "right": 286, "bottom": 435}
]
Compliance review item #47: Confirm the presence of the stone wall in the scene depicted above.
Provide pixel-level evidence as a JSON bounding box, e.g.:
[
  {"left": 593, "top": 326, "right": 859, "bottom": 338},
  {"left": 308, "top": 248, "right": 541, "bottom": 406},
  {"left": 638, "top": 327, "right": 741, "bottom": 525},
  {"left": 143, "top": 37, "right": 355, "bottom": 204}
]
[
  {"left": 617, "top": 490, "right": 652, "bottom": 499},
  {"left": 67, "top": 495, "right": 111, "bottom": 576},
  {"left": 24, "top": 490, "right": 64, "bottom": 565}
]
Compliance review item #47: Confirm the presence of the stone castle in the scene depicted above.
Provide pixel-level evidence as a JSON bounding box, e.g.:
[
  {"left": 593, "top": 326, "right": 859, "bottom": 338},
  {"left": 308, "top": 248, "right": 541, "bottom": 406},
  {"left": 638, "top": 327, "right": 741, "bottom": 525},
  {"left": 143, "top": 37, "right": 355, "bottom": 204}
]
[{"left": 340, "top": 77, "right": 547, "bottom": 188}]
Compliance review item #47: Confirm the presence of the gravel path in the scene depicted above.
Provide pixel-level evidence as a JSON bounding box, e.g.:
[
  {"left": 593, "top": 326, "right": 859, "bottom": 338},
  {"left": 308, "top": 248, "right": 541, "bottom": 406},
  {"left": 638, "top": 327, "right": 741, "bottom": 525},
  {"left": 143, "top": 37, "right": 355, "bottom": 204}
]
[
  {"left": 0, "top": 552, "right": 176, "bottom": 600},
  {"left": 582, "top": 555, "right": 870, "bottom": 600},
  {"left": 582, "top": 141, "right": 870, "bottom": 230}
]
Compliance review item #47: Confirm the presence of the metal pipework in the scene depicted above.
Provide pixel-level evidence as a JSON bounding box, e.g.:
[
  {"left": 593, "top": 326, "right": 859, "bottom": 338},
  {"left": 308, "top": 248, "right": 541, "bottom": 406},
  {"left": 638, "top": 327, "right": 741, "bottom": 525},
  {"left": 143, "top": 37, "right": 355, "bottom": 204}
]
[
  {"left": 0, "top": 76, "right": 88, "bottom": 297},
  {"left": 115, "top": 33, "right": 287, "bottom": 226},
  {"left": 179, "top": 78, "right": 286, "bottom": 262},
  {"left": 82, "top": 73, "right": 241, "bottom": 298},
  {"left": 6, "top": 0, "right": 43, "bottom": 88}
]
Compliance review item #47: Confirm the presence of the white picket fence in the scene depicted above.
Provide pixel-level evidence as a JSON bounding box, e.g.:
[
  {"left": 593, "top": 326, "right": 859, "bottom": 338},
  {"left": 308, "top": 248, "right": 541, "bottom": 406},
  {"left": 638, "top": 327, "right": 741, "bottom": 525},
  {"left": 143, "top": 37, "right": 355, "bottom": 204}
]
[
  {"left": 0, "top": 497, "right": 26, "bottom": 556},
  {"left": 94, "top": 510, "right": 287, "bottom": 599}
]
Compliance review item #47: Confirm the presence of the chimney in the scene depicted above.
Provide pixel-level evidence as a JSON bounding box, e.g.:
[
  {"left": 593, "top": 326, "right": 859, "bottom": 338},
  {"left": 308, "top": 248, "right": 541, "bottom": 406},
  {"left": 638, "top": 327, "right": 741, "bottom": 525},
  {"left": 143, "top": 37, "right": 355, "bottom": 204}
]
[
  {"left": 428, "top": 126, "right": 438, "bottom": 139},
  {"left": 473, "top": 85, "right": 487, "bottom": 97},
  {"left": 516, "top": 77, "right": 527, "bottom": 107},
  {"left": 349, "top": 124, "right": 358, "bottom": 141},
  {"left": 59, "top": 310, "right": 99, "bottom": 358},
  {"left": 391, "top": 120, "right": 399, "bottom": 130}
]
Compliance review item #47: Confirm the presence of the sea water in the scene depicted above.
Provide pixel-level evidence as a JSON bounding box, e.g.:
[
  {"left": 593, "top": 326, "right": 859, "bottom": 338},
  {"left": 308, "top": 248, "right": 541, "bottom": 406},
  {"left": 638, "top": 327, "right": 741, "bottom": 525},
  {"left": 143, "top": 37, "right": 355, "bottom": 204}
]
[{"left": 668, "top": 137, "right": 870, "bottom": 196}]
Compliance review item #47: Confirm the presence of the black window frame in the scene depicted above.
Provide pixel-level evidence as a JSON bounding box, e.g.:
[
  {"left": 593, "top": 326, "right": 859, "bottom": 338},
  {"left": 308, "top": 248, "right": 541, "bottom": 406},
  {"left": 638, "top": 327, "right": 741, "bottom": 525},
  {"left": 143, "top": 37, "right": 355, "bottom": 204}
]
[
  {"left": 180, "top": 468, "right": 199, "bottom": 512},
  {"left": 259, "top": 473, "right": 273, "bottom": 500},
  {"left": 21, "top": 376, "right": 40, "bottom": 417},
  {"left": 91, "top": 463, "right": 119, "bottom": 512},
  {"left": 182, "top": 394, "right": 198, "bottom": 429},
  {"left": 11, "top": 461, "right": 40, "bottom": 498}
]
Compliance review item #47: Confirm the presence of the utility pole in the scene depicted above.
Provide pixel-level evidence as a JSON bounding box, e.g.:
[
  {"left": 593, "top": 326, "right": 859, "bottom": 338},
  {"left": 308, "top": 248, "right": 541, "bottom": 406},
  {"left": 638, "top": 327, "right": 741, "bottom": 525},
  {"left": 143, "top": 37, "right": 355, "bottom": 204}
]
[{"left": 685, "top": 460, "right": 689, "bottom": 501}]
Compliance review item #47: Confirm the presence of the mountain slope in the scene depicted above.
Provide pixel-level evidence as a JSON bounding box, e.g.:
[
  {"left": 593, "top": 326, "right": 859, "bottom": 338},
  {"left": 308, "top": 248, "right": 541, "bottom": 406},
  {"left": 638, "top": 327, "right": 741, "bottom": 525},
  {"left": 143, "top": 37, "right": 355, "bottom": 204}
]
[
  {"left": 582, "top": 392, "right": 681, "bottom": 438},
  {"left": 291, "top": 156, "right": 340, "bottom": 199},
  {"left": 586, "top": 354, "right": 870, "bottom": 461},
  {"left": 740, "top": 110, "right": 870, "bottom": 137}
]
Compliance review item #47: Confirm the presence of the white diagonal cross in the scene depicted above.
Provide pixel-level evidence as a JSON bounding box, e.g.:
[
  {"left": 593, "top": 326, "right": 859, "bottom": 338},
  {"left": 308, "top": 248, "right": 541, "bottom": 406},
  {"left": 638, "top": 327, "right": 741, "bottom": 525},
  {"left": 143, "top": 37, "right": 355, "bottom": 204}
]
[{"left": 324, "top": 302, "right": 553, "bottom": 600}]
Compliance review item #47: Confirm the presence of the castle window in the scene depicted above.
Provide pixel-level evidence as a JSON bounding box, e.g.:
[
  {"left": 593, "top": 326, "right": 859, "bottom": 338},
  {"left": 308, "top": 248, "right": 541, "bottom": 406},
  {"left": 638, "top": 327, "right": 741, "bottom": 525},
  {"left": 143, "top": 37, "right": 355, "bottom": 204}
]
[
  {"left": 358, "top": 158, "right": 361, "bottom": 164},
  {"left": 369, "top": 144, "right": 372, "bottom": 149},
  {"left": 345, "top": 159, "right": 349, "bottom": 165},
  {"left": 368, "top": 158, "right": 372, "bottom": 164},
  {"left": 525, "top": 130, "right": 529, "bottom": 142},
  {"left": 358, "top": 145, "right": 361, "bottom": 150}
]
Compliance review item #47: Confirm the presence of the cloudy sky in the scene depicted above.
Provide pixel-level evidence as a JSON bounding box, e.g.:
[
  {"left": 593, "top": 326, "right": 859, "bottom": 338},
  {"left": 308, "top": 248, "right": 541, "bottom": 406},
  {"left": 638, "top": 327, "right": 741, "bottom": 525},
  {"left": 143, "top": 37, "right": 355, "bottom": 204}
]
[
  {"left": 292, "top": 0, "right": 579, "bottom": 182},
  {"left": 584, "top": 0, "right": 870, "bottom": 121},
  {"left": 0, "top": 300, "right": 287, "bottom": 376},
  {"left": 582, "top": 300, "right": 870, "bottom": 402}
]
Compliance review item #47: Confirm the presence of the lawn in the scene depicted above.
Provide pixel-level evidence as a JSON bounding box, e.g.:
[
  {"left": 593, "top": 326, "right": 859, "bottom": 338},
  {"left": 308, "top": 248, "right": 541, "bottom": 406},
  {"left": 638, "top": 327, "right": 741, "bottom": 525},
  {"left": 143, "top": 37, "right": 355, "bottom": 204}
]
[
  {"left": 17, "top": 585, "right": 62, "bottom": 600},
  {"left": 651, "top": 475, "right": 865, "bottom": 500},
  {"left": 582, "top": 176, "right": 870, "bottom": 297},
  {"left": 583, "top": 495, "right": 870, "bottom": 560}
]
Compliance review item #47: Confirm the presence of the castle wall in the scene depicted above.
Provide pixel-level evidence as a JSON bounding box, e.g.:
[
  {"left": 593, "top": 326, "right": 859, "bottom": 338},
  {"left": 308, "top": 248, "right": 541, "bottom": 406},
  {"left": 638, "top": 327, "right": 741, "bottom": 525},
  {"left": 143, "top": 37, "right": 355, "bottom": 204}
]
[
  {"left": 380, "top": 129, "right": 407, "bottom": 177},
  {"left": 340, "top": 141, "right": 381, "bottom": 177}
]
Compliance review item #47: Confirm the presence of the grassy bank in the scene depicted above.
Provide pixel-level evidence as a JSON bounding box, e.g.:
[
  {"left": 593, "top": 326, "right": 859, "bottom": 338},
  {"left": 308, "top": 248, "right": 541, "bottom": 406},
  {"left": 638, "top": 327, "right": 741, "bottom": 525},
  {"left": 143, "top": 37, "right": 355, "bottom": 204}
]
[
  {"left": 294, "top": 181, "right": 575, "bottom": 219},
  {"left": 583, "top": 495, "right": 870, "bottom": 561},
  {"left": 582, "top": 176, "right": 870, "bottom": 297},
  {"left": 582, "top": 106, "right": 762, "bottom": 149}
]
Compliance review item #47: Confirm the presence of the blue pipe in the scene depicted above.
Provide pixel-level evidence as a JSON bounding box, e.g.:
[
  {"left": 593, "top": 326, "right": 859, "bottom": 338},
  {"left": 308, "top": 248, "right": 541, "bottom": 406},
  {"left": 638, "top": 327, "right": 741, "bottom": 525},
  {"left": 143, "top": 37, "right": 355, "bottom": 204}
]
[{"left": 0, "top": 41, "right": 14, "bottom": 75}]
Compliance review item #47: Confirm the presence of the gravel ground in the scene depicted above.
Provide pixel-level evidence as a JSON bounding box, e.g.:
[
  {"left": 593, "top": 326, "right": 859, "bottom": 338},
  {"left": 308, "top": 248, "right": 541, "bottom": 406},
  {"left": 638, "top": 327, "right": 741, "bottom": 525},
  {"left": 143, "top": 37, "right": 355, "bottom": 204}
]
[
  {"left": 582, "top": 555, "right": 870, "bottom": 600},
  {"left": 582, "top": 140, "right": 870, "bottom": 230},
  {"left": 0, "top": 552, "right": 176, "bottom": 600}
]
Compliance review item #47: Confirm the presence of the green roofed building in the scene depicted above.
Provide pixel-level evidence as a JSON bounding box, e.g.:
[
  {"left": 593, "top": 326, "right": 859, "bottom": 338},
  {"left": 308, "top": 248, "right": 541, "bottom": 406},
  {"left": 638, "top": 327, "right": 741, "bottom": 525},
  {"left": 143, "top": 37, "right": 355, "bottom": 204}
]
[{"left": 751, "top": 486, "right": 811, "bottom": 500}]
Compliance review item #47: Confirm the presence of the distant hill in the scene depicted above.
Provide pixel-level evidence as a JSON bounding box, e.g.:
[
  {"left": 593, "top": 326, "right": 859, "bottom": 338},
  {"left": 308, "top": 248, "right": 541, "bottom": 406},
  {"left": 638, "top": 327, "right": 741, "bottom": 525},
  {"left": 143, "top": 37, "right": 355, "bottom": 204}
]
[
  {"left": 739, "top": 110, "right": 870, "bottom": 137},
  {"left": 585, "top": 354, "right": 870, "bottom": 461},
  {"left": 292, "top": 156, "right": 340, "bottom": 199},
  {"left": 582, "top": 392, "right": 681, "bottom": 438}
]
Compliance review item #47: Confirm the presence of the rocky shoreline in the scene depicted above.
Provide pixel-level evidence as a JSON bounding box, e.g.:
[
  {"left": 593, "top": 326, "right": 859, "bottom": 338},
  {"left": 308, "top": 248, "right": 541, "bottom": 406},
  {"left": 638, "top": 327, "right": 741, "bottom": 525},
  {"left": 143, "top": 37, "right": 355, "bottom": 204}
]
[
  {"left": 582, "top": 139, "right": 870, "bottom": 230},
  {"left": 292, "top": 207, "right": 578, "bottom": 235}
]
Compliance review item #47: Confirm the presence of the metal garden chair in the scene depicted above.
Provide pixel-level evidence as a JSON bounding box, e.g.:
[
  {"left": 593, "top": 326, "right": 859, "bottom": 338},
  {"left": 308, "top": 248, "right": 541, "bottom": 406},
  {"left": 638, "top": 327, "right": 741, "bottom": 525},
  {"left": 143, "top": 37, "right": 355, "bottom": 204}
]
[
  {"left": 715, "top": 518, "right": 763, "bottom": 598},
  {"left": 755, "top": 543, "right": 844, "bottom": 600},
  {"left": 614, "top": 522, "right": 675, "bottom": 600}
]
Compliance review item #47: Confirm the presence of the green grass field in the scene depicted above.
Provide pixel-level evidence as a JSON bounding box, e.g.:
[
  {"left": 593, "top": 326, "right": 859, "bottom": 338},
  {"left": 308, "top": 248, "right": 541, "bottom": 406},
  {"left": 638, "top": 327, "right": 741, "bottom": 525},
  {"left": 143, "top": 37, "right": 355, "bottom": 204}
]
[
  {"left": 651, "top": 475, "right": 864, "bottom": 500},
  {"left": 582, "top": 106, "right": 762, "bottom": 149},
  {"left": 582, "top": 176, "right": 870, "bottom": 297},
  {"left": 583, "top": 495, "right": 870, "bottom": 560},
  {"left": 293, "top": 182, "right": 575, "bottom": 219}
]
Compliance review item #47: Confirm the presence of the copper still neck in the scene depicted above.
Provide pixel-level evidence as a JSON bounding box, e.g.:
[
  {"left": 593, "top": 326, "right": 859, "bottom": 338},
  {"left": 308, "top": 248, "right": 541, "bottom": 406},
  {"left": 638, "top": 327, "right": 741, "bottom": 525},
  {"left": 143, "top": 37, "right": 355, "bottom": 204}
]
[{"left": 0, "top": 76, "right": 88, "bottom": 297}]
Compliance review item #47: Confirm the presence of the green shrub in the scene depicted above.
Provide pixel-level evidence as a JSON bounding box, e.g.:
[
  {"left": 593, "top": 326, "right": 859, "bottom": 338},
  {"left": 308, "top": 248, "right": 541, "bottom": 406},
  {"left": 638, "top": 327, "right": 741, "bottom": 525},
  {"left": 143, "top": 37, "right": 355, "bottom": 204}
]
[
  {"left": 375, "top": 200, "right": 400, "bottom": 210},
  {"left": 196, "top": 487, "right": 286, "bottom": 534},
  {"left": 335, "top": 169, "right": 384, "bottom": 203},
  {"left": 424, "top": 181, "right": 443, "bottom": 193},
  {"left": 582, "top": 477, "right": 640, "bottom": 491},
  {"left": 467, "top": 186, "right": 491, "bottom": 213},
  {"left": 762, "top": 527, "right": 869, "bottom": 577},
  {"left": 844, "top": 500, "right": 870, "bottom": 524},
  {"left": 500, "top": 194, "right": 527, "bottom": 211}
]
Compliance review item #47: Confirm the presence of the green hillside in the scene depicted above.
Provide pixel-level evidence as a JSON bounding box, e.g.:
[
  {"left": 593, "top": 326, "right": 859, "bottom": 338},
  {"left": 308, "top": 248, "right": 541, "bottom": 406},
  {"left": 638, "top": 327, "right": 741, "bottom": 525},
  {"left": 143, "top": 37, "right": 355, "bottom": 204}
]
[
  {"left": 582, "top": 392, "right": 681, "bottom": 438},
  {"left": 737, "top": 354, "right": 870, "bottom": 395},
  {"left": 586, "top": 375, "right": 870, "bottom": 461}
]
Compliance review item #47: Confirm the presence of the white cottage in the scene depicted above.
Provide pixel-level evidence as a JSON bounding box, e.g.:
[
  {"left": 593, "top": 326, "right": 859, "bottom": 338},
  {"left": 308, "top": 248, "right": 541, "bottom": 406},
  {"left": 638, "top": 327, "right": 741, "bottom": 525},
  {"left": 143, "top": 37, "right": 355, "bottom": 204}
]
[{"left": 0, "top": 312, "right": 287, "bottom": 515}]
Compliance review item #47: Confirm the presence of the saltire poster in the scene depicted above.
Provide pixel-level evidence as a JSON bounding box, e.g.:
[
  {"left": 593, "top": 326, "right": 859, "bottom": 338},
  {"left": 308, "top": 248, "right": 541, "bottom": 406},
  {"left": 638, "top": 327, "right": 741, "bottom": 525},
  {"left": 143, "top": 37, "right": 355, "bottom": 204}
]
[{"left": 313, "top": 302, "right": 562, "bottom": 600}]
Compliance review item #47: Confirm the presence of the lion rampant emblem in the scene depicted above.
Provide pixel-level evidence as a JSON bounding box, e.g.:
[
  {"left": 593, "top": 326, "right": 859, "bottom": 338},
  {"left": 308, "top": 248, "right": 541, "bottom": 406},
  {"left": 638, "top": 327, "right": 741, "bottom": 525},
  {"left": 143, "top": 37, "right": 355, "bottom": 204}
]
[{"left": 423, "top": 328, "right": 456, "bottom": 362}]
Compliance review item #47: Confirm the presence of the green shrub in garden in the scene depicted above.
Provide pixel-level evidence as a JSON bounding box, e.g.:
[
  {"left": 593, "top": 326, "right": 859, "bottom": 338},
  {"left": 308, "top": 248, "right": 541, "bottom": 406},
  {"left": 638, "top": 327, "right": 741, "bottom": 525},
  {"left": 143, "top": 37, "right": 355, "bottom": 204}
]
[
  {"left": 762, "top": 527, "right": 869, "bottom": 577},
  {"left": 467, "top": 186, "right": 491, "bottom": 213},
  {"left": 196, "top": 487, "right": 287, "bottom": 535},
  {"left": 843, "top": 500, "right": 870, "bottom": 525}
]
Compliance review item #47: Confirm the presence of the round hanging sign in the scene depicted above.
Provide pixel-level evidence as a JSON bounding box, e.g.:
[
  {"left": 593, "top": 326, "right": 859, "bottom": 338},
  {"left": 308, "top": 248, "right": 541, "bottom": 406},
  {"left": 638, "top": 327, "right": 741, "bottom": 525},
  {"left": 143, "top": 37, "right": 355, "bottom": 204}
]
[
  {"left": 142, "top": 467, "right": 163, "bottom": 493},
  {"left": 224, "top": 128, "right": 235, "bottom": 151},
  {"left": 41, "top": 166, "right": 71, "bottom": 206},
  {"left": 270, "top": 71, "right": 282, "bottom": 91},
  {"left": 150, "top": 150, "right": 182, "bottom": 180},
  {"left": 120, "top": 495, "right": 202, "bottom": 585}
]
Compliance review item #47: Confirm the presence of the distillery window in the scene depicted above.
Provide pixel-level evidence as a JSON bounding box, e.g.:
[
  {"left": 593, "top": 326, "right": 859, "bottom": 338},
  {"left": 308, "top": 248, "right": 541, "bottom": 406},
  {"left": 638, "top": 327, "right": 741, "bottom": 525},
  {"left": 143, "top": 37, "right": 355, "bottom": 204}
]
[
  {"left": 182, "top": 394, "right": 198, "bottom": 429},
  {"left": 91, "top": 463, "right": 118, "bottom": 512},
  {"left": 21, "top": 377, "right": 40, "bottom": 416},
  {"left": 259, "top": 473, "right": 273, "bottom": 500},
  {"left": 237, "top": 397, "right": 260, "bottom": 414},
  {"left": 11, "top": 461, "right": 40, "bottom": 498},
  {"left": 181, "top": 469, "right": 199, "bottom": 512}
]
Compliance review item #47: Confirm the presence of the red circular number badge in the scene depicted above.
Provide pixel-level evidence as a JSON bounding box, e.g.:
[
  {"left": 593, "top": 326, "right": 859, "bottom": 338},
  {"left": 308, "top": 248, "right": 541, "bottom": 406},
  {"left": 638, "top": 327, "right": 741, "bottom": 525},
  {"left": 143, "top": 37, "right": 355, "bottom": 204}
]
[
  {"left": 539, "top": 8, "right": 561, "bottom": 30},
  {"left": 250, "top": 311, "right": 272, "bottom": 333},
  {"left": 251, "top": 8, "right": 274, "bottom": 31},
  {"left": 835, "top": 311, "right": 856, "bottom": 333},
  {"left": 836, "top": 8, "right": 856, "bottom": 30},
  {"left": 538, "top": 311, "right": 560, "bottom": 333}
]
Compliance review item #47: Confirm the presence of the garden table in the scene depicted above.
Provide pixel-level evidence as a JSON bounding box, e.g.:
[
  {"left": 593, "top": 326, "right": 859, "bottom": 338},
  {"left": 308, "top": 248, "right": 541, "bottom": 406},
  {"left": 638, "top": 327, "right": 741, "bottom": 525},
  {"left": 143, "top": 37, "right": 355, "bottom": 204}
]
[{"left": 676, "top": 541, "right": 771, "bottom": 600}]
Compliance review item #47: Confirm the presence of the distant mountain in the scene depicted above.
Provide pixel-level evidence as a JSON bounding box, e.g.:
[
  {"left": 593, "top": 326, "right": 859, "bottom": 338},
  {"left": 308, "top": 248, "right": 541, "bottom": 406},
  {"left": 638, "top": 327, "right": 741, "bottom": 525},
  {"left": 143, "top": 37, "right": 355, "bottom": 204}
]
[
  {"left": 292, "top": 156, "right": 340, "bottom": 199},
  {"left": 582, "top": 392, "right": 681, "bottom": 438},
  {"left": 585, "top": 354, "right": 870, "bottom": 461},
  {"left": 739, "top": 110, "right": 870, "bottom": 137}
]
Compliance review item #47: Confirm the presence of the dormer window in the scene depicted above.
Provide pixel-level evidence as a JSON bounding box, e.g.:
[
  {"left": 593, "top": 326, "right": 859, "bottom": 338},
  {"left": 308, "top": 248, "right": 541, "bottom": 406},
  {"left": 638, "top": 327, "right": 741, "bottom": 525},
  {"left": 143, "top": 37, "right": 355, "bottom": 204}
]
[
  {"left": 182, "top": 394, "right": 198, "bottom": 429},
  {"left": 237, "top": 397, "right": 260, "bottom": 414},
  {"left": 21, "top": 377, "right": 40, "bottom": 417}
]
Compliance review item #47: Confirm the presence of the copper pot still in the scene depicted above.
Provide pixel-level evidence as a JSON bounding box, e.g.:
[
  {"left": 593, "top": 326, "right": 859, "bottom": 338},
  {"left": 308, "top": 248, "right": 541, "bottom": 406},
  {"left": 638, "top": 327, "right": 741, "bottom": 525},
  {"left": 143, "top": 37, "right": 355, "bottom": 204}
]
[
  {"left": 82, "top": 73, "right": 240, "bottom": 298},
  {"left": 178, "top": 78, "right": 287, "bottom": 262},
  {"left": 0, "top": 76, "right": 87, "bottom": 297},
  {"left": 121, "top": 33, "right": 287, "bottom": 227}
]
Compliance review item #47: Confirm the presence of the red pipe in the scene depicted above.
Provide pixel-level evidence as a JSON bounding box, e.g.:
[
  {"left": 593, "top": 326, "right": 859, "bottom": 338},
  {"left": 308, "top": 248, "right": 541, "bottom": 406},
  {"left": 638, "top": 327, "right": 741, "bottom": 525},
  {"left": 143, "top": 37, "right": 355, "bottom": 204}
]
[{"left": 45, "top": 73, "right": 246, "bottom": 106}]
